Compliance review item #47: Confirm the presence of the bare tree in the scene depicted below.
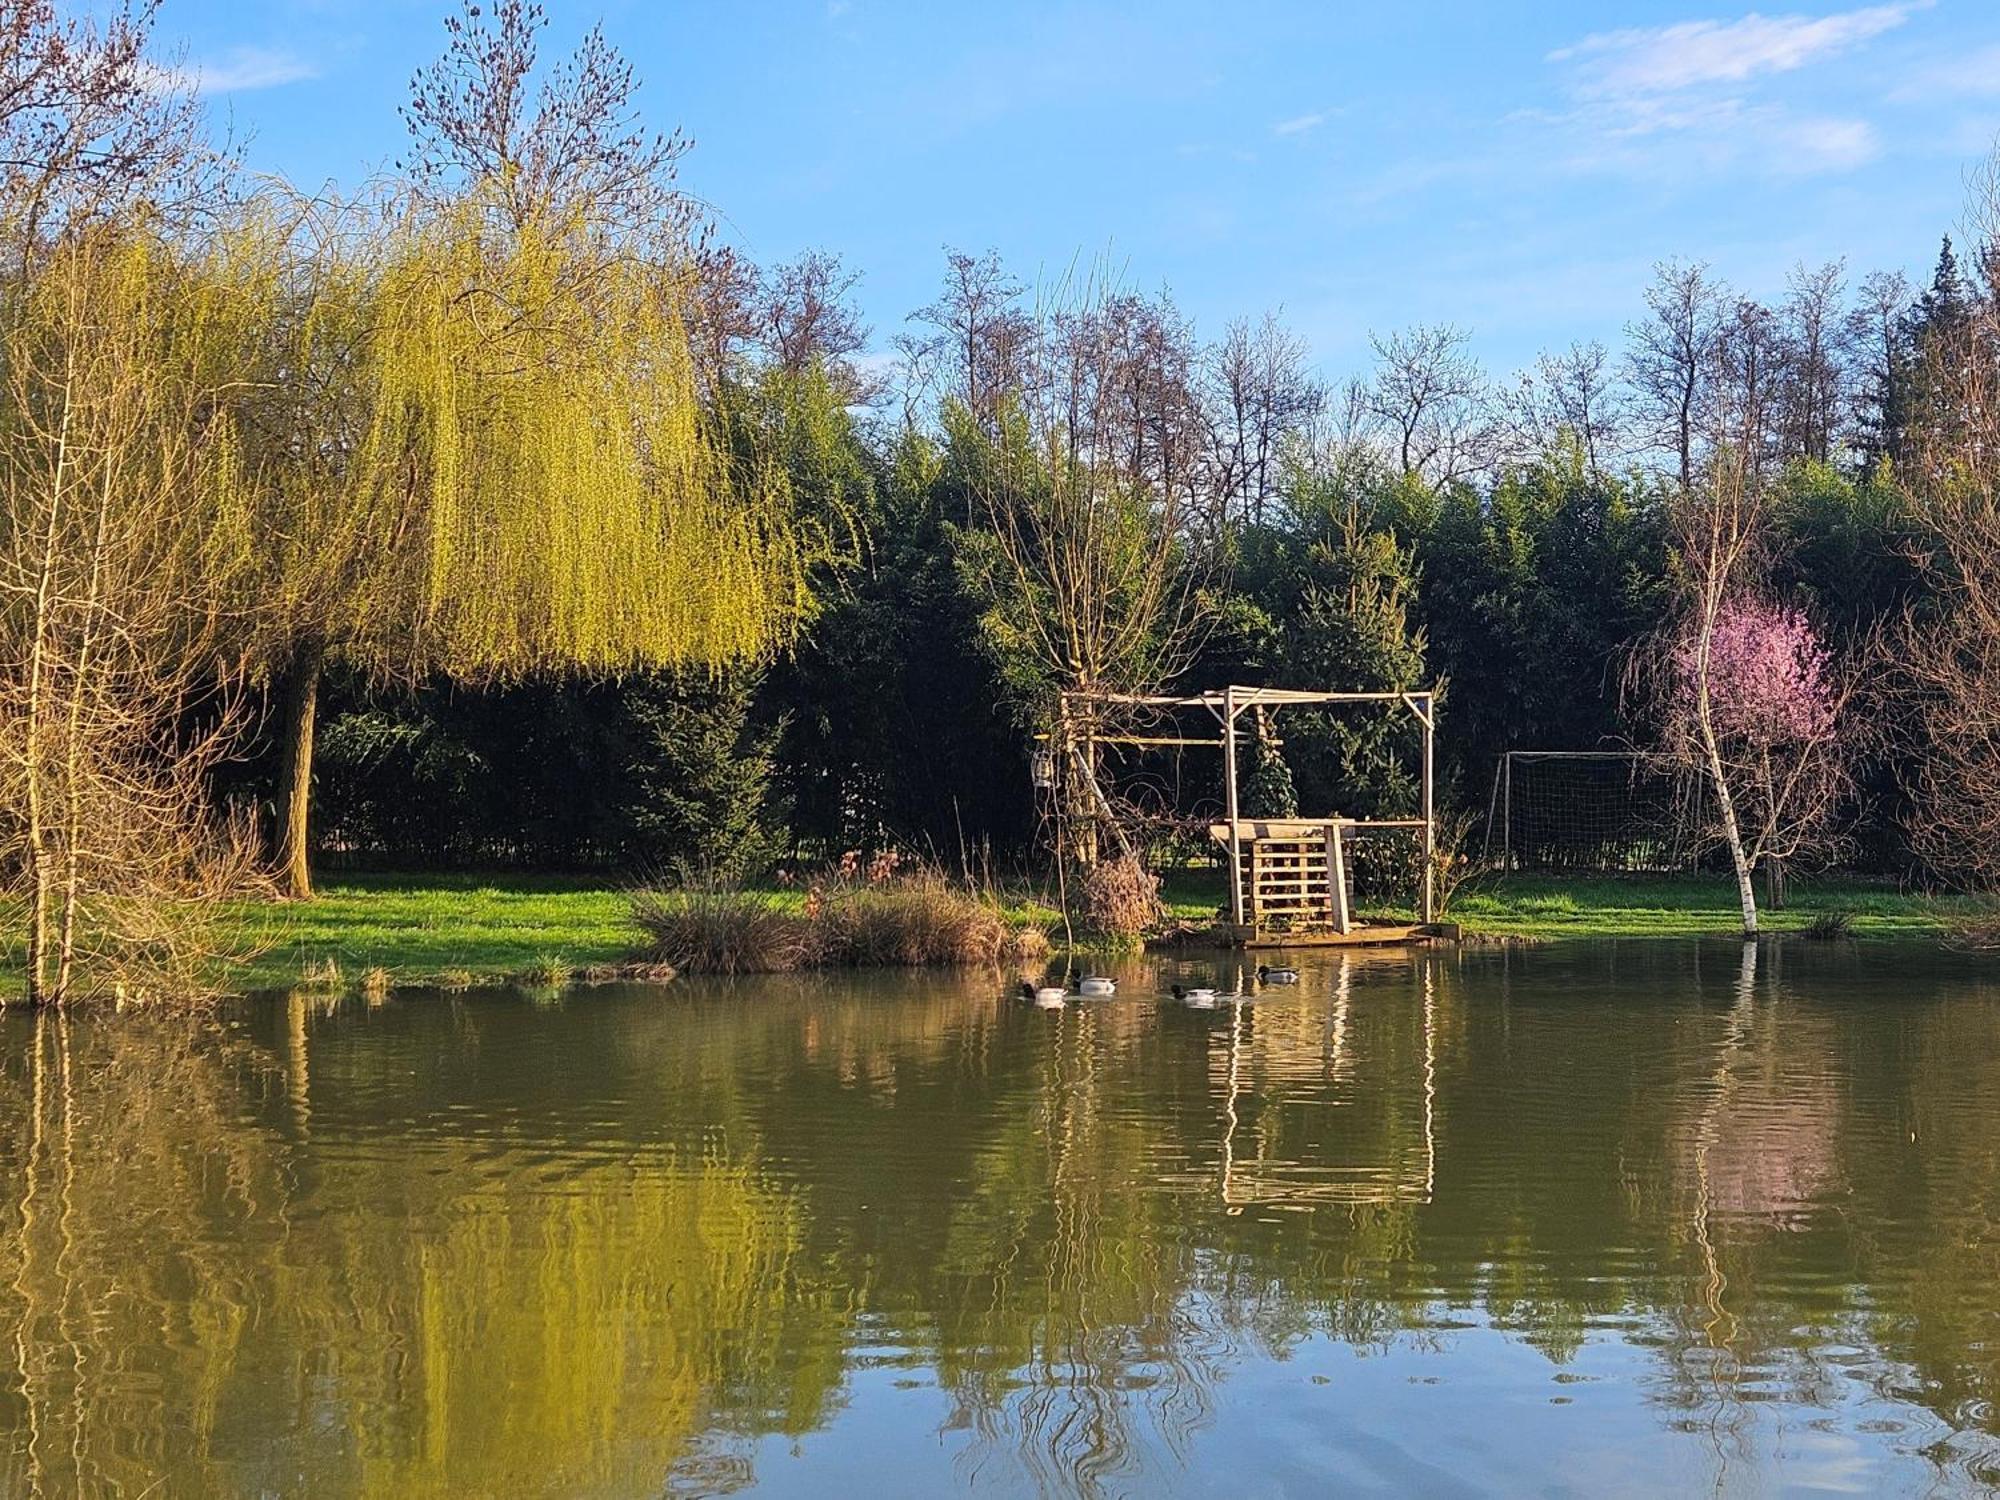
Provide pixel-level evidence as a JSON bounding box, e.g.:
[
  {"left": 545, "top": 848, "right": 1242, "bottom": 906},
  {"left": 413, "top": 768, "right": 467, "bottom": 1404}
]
[
  {"left": 1775, "top": 261, "right": 1848, "bottom": 466},
  {"left": 1627, "top": 260, "right": 1726, "bottom": 491},
  {"left": 1505, "top": 339, "right": 1625, "bottom": 475},
  {"left": 1711, "top": 297, "right": 1783, "bottom": 484},
  {"left": 760, "top": 249, "right": 878, "bottom": 402},
  {"left": 400, "top": 0, "right": 693, "bottom": 242},
  {"left": 959, "top": 275, "right": 1215, "bottom": 865},
  {"left": 0, "top": 228, "right": 271, "bottom": 1005},
  {"left": 1206, "top": 312, "right": 1323, "bottom": 524},
  {"left": 1895, "top": 153, "right": 2000, "bottom": 881},
  {"left": 0, "top": 0, "right": 225, "bottom": 248},
  {"left": 898, "top": 247, "right": 1033, "bottom": 433},
  {"left": 686, "top": 242, "right": 760, "bottom": 394},
  {"left": 1363, "top": 322, "right": 1491, "bottom": 483}
]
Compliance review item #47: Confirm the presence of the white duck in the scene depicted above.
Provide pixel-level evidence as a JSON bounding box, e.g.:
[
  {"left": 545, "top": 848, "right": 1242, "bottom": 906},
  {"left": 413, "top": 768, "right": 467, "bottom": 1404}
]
[
  {"left": 1170, "top": 983, "right": 1219, "bottom": 1010},
  {"left": 1258, "top": 964, "right": 1300, "bottom": 985},
  {"left": 1019, "top": 980, "right": 1067, "bottom": 1009},
  {"left": 1071, "top": 971, "right": 1116, "bottom": 998}
]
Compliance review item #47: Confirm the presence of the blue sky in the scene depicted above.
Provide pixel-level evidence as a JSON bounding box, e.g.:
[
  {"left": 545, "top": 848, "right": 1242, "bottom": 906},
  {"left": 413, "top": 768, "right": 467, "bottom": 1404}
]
[{"left": 155, "top": 1, "right": 2000, "bottom": 381}]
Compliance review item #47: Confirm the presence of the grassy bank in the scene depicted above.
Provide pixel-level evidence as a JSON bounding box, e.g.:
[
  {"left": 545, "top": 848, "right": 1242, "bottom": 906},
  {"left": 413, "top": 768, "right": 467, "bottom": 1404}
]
[
  {"left": 5, "top": 869, "right": 1979, "bottom": 1001},
  {"left": 223, "top": 875, "right": 644, "bottom": 992},
  {"left": 1444, "top": 872, "right": 1976, "bottom": 940}
]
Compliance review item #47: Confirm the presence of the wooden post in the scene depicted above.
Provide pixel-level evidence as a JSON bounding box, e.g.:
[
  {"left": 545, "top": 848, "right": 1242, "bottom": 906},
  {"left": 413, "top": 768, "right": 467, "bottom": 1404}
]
[
  {"left": 1326, "top": 820, "right": 1351, "bottom": 934},
  {"left": 1223, "top": 686, "right": 1243, "bottom": 933},
  {"left": 1420, "top": 692, "right": 1435, "bottom": 924}
]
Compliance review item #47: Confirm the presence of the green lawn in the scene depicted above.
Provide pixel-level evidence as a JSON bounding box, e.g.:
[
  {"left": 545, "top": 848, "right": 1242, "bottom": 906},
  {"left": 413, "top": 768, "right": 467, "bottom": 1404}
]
[
  {"left": 223, "top": 874, "right": 644, "bottom": 991},
  {"left": 3, "top": 868, "right": 1982, "bottom": 1001},
  {"left": 1444, "top": 871, "right": 1976, "bottom": 940}
]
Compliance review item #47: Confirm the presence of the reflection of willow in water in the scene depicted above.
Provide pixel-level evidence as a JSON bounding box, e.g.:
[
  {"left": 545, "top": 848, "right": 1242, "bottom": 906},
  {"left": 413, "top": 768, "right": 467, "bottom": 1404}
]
[
  {"left": 0, "top": 1004, "right": 844, "bottom": 1500},
  {"left": 8, "top": 954, "right": 2000, "bottom": 1493}
]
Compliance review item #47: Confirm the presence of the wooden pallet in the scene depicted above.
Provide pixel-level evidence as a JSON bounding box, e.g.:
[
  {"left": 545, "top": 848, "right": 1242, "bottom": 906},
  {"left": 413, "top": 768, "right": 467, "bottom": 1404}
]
[{"left": 1213, "top": 819, "right": 1354, "bottom": 937}]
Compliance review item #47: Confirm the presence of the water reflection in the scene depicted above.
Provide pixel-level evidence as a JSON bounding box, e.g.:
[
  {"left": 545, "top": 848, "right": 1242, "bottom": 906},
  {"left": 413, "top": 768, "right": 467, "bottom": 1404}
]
[{"left": 2, "top": 944, "right": 2000, "bottom": 1495}]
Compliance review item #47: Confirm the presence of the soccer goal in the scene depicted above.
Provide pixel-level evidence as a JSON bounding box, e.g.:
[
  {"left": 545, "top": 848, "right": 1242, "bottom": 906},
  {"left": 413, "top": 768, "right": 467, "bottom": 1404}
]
[{"left": 1482, "top": 751, "right": 1701, "bottom": 872}]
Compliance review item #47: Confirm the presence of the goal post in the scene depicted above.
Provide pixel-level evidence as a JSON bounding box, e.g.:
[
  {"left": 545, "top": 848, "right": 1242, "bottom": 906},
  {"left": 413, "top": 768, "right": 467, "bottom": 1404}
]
[{"left": 1482, "top": 750, "right": 1699, "bottom": 873}]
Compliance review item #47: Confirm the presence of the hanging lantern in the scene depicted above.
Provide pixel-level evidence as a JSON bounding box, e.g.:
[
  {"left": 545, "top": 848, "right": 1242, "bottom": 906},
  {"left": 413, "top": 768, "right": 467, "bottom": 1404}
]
[{"left": 1031, "top": 746, "right": 1056, "bottom": 790}]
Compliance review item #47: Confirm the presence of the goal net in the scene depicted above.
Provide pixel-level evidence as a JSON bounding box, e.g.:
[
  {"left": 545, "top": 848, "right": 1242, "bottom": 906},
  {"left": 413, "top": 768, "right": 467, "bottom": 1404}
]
[{"left": 1483, "top": 751, "right": 1702, "bottom": 872}]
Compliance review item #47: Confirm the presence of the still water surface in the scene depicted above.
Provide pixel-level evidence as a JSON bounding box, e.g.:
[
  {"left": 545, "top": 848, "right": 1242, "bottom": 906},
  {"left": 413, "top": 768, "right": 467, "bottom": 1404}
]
[{"left": 3, "top": 941, "right": 2000, "bottom": 1497}]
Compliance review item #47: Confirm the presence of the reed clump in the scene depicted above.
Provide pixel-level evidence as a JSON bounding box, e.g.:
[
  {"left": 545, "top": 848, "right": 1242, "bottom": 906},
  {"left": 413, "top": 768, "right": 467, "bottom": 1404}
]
[
  {"left": 1078, "top": 853, "right": 1164, "bottom": 938},
  {"left": 631, "top": 859, "right": 1040, "bottom": 975}
]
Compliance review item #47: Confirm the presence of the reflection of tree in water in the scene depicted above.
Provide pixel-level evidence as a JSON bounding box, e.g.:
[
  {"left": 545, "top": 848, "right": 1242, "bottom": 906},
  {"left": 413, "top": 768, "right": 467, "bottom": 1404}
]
[
  {"left": 8, "top": 953, "right": 2000, "bottom": 1493},
  {"left": 0, "top": 1004, "right": 841, "bottom": 1499},
  {"left": 919, "top": 963, "right": 1447, "bottom": 1496}
]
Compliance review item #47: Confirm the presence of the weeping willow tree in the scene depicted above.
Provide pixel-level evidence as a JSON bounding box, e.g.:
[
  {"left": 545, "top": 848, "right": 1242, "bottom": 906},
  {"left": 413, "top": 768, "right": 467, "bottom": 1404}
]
[{"left": 256, "top": 3, "right": 823, "bottom": 896}]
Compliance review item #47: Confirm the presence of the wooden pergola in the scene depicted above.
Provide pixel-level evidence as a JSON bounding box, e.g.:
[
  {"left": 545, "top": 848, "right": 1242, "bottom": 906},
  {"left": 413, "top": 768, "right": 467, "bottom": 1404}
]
[{"left": 1056, "top": 685, "right": 1439, "bottom": 945}]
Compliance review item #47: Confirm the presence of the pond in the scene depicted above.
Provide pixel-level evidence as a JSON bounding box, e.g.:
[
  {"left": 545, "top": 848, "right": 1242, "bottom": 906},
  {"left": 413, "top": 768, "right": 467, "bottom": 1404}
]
[{"left": 3, "top": 941, "right": 1999, "bottom": 1497}]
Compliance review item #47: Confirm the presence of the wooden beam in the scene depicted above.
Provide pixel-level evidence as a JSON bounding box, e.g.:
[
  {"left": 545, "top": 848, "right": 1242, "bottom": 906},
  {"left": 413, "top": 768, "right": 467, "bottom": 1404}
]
[
  {"left": 1223, "top": 686, "right": 1243, "bottom": 929},
  {"left": 1326, "top": 821, "right": 1351, "bottom": 935}
]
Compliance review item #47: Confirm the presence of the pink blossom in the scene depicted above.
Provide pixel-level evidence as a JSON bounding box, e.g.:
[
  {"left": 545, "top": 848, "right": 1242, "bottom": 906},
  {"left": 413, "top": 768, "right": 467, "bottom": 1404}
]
[{"left": 1676, "top": 596, "right": 1837, "bottom": 744}]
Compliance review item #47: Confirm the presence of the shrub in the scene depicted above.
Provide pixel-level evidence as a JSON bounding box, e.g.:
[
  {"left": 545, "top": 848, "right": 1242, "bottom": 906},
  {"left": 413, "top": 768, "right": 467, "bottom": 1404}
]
[
  {"left": 1801, "top": 909, "right": 1854, "bottom": 940},
  {"left": 631, "top": 883, "right": 819, "bottom": 974},
  {"left": 1078, "top": 854, "right": 1164, "bottom": 937},
  {"left": 817, "top": 873, "right": 1012, "bottom": 967},
  {"left": 630, "top": 863, "right": 1039, "bottom": 974}
]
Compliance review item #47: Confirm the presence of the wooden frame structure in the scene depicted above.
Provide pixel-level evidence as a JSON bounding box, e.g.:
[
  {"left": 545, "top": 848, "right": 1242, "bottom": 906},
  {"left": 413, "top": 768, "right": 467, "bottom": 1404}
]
[{"left": 1056, "top": 685, "right": 1439, "bottom": 946}]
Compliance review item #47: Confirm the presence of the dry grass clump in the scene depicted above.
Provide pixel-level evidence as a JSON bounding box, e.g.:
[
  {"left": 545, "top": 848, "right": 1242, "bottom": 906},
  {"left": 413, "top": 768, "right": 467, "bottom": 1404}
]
[
  {"left": 1079, "top": 854, "right": 1164, "bottom": 938},
  {"left": 519, "top": 953, "right": 573, "bottom": 987},
  {"left": 631, "top": 861, "right": 1039, "bottom": 975},
  {"left": 300, "top": 955, "right": 343, "bottom": 989},
  {"left": 1801, "top": 909, "right": 1854, "bottom": 940},
  {"left": 359, "top": 966, "right": 393, "bottom": 1002},
  {"left": 631, "top": 884, "right": 819, "bottom": 975},
  {"left": 817, "top": 872, "right": 1012, "bottom": 967}
]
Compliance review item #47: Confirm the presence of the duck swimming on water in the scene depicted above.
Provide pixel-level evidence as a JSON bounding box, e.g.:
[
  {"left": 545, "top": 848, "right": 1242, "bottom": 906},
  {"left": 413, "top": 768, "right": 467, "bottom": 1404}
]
[
  {"left": 1258, "top": 965, "right": 1300, "bottom": 984},
  {"left": 1071, "top": 971, "right": 1116, "bottom": 998},
  {"left": 1170, "top": 983, "right": 1219, "bottom": 1009},
  {"left": 1019, "top": 980, "right": 1067, "bottom": 1008}
]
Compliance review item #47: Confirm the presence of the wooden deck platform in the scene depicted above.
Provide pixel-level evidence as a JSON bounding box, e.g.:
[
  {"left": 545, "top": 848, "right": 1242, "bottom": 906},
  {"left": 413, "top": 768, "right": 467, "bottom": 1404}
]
[{"left": 1215, "top": 921, "right": 1432, "bottom": 950}]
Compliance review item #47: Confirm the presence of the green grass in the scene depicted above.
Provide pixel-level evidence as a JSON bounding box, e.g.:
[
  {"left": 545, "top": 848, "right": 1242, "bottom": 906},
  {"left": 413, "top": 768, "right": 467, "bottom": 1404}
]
[
  {"left": 222, "top": 874, "right": 642, "bottom": 992},
  {"left": 4, "top": 867, "right": 1980, "bottom": 1002},
  {"left": 227, "top": 870, "right": 1982, "bottom": 985},
  {"left": 1444, "top": 871, "right": 1974, "bottom": 940}
]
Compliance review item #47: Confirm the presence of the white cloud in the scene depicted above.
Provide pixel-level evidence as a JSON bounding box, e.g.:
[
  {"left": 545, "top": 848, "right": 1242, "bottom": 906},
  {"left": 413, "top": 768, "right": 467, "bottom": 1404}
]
[
  {"left": 144, "top": 45, "right": 316, "bottom": 96},
  {"left": 1532, "top": 5, "right": 1912, "bottom": 178},
  {"left": 1897, "top": 42, "right": 2000, "bottom": 99},
  {"left": 1771, "top": 112, "right": 1880, "bottom": 170},
  {"left": 1273, "top": 111, "right": 1327, "bottom": 137},
  {"left": 1551, "top": 5, "right": 1919, "bottom": 99}
]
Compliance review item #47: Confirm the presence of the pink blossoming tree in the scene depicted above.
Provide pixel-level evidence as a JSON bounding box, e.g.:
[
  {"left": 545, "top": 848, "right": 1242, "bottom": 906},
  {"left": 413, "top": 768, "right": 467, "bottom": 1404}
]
[{"left": 1642, "top": 459, "right": 1857, "bottom": 935}]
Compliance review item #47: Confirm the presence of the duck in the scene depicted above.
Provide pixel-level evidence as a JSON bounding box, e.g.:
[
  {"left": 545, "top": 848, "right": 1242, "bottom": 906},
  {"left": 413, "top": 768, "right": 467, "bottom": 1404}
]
[
  {"left": 1018, "top": 980, "right": 1068, "bottom": 1009},
  {"left": 1170, "top": 983, "right": 1219, "bottom": 1009},
  {"left": 1071, "top": 971, "right": 1116, "bottom": 998},
  {"left": 1257, "top": 964, "right": 1300, "bottom": 985}
]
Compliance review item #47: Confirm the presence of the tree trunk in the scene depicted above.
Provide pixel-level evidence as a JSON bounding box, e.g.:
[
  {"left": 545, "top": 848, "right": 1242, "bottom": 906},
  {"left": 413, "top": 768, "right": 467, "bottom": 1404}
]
[
  {"left": 1698, "top": 720, "right": 1758, "bottom": 935},
  {"left": 1762, "top": 854, "right": 1787, "bottom": 910},
  {"left": 1692, "top": 617, "right": 1759, "bottom": 938},
  {"left": 273, "top": 639, "right": 325, "bottom": 900}
]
